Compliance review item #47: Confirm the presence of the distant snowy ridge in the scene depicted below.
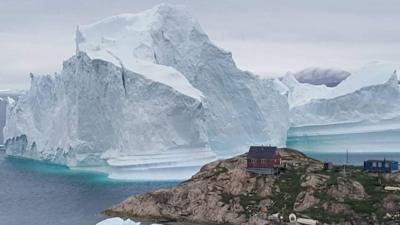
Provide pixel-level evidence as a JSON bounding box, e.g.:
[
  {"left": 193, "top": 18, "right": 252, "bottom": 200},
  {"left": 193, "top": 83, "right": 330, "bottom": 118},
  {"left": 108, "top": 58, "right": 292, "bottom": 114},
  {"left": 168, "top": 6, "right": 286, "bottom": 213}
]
[
  {"left": 286, "top": 61, "right": 400, "bottom": 136},
  {"left": 4, "top": 4, "right": 289, "bottom": 180},
  {"left": 293, "top": 67, "right": 350, "bottom": 87},
  {"left": 282, "top": 61, "right": 399, "bottom": 108}
]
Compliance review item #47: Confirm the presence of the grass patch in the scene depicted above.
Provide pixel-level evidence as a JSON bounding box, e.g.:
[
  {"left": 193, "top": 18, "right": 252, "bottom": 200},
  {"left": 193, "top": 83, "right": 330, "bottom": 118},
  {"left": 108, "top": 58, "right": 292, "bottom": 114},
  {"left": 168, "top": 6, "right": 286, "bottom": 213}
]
[
  {"left": 213, "top": 166, "right": 228, "bottom": 177},
  {"left": 270, "top": 167, "right": 304, "bottom": 218},
  {"left": 220, "top": 192, "right": 265, "bottom": 218},
  {"left": 221, "top": 193, "right": 234, "bottom": 205},
  {"left": 301, "top": 208, "right": 342, "bottom": 223},
  {"left": 344, "top": 199, "right": 376, "bottom": 214},
  {"left": 239, "top": 193, "right": 264, "bottom": 218}
]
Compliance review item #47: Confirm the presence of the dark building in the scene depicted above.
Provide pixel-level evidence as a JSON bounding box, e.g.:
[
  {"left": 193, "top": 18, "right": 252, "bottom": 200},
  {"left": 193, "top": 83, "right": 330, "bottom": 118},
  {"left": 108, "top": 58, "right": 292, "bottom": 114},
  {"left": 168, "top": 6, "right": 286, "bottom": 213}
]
[
  {"left": 323, "top": 162, "right": 333, "bottom": 170},
  {"left": 246, "top": 146, "right": 282, "bottom": 175},
  {"left": 364, "top": 160, "right": 399, "bottom": 173}
]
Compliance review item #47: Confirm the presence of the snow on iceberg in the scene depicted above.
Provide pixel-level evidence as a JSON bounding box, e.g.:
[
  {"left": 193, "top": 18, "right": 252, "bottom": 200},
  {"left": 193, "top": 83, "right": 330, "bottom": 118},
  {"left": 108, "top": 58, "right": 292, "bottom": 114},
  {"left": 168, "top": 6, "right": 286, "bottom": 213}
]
[
  {"left": 4, "top": 4, "right": 289, "bottom": 180},
  {"left": 286, "top": 61, "right": 400, "bottom": 138},
  {"left": 96, "top": 217, "right": 139, "bottom": 225}
]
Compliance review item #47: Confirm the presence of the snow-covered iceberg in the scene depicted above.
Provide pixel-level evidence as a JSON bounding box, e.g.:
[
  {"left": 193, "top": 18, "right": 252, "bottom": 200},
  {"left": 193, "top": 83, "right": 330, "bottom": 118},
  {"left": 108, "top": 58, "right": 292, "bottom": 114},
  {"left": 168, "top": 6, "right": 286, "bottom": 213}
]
[
  {"left": 285, "top": 62, "right": 400, "bottom": 139},
  {"left": 4, "top": 4, "right": 289, "bottom": 179},
  {"left": 96, "top": 218, "right": 139, "bottom": 225}
]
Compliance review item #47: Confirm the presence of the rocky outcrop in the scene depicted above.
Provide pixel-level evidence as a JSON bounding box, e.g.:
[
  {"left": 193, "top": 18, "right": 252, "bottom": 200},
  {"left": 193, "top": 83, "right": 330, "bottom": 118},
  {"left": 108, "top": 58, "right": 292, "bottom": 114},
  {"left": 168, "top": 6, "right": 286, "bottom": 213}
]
[
  {"left": 106, "top": 149, "right": 400, "bottom": 225},
  {"left": 327, "top": 177, "right": 367, "bottom": 202}
]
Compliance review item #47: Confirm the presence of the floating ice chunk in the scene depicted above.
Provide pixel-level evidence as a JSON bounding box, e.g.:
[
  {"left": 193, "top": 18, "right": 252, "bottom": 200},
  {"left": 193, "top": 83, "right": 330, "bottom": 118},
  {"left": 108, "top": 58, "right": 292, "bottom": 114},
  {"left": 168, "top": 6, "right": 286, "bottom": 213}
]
[{"left": 96, "top": 217, "right": 139, "bottom": 225}]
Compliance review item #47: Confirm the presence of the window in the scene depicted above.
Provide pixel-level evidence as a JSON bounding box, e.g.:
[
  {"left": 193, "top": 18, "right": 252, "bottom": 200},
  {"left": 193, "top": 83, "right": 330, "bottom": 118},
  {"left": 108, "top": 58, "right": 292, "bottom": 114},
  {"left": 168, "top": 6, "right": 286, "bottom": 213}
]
[
  {"left": 378, "top": 162, "right": 382, "bottom": 167},
  {"left": 372, "top": 162, "right": 377, "bottom": 167},
  {"left": 385, "top": 162, "right": 390, "bottom": 168}
]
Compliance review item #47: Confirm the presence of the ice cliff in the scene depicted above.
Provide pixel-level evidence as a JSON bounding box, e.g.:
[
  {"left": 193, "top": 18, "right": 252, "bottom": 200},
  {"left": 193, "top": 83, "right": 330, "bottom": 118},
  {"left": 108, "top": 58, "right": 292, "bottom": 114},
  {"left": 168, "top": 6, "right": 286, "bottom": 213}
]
[
  {"left": 0, "top": 90, "right": 23, "bottom": 144},
  {"left": 4, "top": 4, "right": 289, "bottom": 179}
]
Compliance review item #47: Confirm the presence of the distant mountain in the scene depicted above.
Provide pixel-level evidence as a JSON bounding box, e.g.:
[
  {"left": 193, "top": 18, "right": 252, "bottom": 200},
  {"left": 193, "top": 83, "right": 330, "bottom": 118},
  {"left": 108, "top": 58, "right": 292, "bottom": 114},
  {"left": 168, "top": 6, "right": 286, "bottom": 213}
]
[{"left": 293, "top": 67, "right": 350, "bottom": 87}]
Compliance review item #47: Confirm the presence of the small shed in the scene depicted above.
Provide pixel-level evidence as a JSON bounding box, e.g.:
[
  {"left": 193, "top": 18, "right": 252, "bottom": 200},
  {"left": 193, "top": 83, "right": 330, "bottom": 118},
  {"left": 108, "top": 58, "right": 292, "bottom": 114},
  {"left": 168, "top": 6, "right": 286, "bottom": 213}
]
[
  {"left": 323, "top": 162, "right": 333, "bottom": 170},
  {"left": 246, "top": 146, "right": 282, "bottom": 175},
  {"left": 364, "top": 160, "right": 399, "bottom": 173}
]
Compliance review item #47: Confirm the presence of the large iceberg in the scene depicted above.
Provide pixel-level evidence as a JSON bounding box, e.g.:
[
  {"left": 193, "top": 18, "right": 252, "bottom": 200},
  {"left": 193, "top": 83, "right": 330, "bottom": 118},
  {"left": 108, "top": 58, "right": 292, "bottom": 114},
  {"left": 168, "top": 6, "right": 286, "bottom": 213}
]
[{"left": 4, "top": 4, "right": 289, "bottom": 179}]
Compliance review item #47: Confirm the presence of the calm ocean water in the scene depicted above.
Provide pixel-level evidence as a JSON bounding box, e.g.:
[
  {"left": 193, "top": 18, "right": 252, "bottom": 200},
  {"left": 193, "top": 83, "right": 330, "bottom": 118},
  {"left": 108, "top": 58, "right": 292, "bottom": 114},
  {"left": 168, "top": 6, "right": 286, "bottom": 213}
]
[
  {"left": 0, "top": 151, "right": 178, "bottom": 225},
  {"left": 287, "top": 129, "right": 400, "bottom": 164},
  {"left": 2, "top": 129, "right": 400, "bottom": 225}
]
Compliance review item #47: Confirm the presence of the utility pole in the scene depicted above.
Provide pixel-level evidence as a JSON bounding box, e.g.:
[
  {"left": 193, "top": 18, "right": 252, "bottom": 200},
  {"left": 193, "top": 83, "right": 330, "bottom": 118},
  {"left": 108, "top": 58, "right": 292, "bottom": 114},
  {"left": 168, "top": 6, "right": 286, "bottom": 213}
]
[{"left": 343, "top": 149, "right": 348, "bottom": 177}]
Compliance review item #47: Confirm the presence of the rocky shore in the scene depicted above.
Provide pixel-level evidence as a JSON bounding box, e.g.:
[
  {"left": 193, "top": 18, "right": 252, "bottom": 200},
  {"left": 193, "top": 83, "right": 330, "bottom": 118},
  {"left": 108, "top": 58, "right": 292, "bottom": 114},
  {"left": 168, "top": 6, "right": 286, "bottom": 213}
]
[{"left": 105, "top": 149, "right": 400, "bottom": 225}]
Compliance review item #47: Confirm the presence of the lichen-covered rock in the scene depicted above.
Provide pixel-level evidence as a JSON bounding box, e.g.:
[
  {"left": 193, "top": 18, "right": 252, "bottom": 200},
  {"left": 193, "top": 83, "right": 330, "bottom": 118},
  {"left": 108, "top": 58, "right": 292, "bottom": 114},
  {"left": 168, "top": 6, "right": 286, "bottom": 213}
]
[
  {"left": 107, "top": 153, "right": 276, "bottom": 225},
  {"left": 323, "top": 202, "right": 353, "bottom": 216},
  {"left": 327, "top": 177, "right": 367, "bottom": 201},
  {"left": 382, "top": 194, "right": 400, "bottom": 213},
  {"left": 106, "top": 149, "right": 395, "bottom": 225},
  {"left": 294, "top": 191, "right": 320, "bottom": 212},
  {"left": 301, "top": 174, "right": 329, "bottom": 189}
]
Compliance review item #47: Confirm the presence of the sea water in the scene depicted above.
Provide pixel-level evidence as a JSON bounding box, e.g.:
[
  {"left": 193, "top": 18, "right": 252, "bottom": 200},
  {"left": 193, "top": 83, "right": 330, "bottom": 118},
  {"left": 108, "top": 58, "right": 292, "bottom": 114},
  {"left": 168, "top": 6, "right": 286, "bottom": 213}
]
[
  {"left": 0, "top": 151, "right": 178, "bottom": 225},
  {"left": 287, "top": 128, "right": 400, "bottom": 164},
  {"left": 2, "top": 129, "right": 400, "bottom": 225}
]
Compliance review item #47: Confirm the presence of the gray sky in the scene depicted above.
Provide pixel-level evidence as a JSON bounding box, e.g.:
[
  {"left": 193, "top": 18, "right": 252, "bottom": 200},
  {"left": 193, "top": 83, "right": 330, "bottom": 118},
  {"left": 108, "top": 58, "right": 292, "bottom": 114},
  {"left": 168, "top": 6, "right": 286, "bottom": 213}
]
[{"left": 1, "top": 0, "right": 399, "bottom": 90}]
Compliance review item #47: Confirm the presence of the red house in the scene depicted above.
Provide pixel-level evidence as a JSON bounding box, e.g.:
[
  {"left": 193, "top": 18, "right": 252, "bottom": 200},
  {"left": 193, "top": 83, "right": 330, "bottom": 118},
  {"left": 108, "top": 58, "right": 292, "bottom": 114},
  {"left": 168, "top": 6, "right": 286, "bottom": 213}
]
[{"left": 246, "top": 146, "right": 282, "bottom": 175}]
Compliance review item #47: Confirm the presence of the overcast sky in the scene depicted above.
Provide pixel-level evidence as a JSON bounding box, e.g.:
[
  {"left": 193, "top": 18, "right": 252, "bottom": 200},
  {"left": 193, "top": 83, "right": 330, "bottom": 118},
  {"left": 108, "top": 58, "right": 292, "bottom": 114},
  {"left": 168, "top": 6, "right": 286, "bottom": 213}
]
[{"left": 1, "top": 0, "right": 399, "bottom": 90}]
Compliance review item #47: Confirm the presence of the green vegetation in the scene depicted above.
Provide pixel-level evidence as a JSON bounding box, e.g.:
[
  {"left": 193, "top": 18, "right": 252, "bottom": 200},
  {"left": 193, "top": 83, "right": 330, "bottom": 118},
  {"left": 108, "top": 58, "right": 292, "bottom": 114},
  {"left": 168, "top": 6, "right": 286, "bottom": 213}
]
[
  {"left": 239, "top": 192, "right": 264, "bottom": 218},
  {"left": 213, "top": 166, "right": 228, "bottom": 177},
  {"left": 220, "top": 192, "right": 266, "bottom": 218},
  {"left": 220, "top": 193, "right": 234, "bottom": 205},
  {"left": 270, "top": 163, "right": 399, "bottom": 223},
  {"left": 270, "top": 167, "right": 305, "bottom": 217},
  {"left": 301, "top": 208, "right": 342, "bottom": 223},
  {"left": 344, "top": 199, "right": 376, "bottom": 214}
]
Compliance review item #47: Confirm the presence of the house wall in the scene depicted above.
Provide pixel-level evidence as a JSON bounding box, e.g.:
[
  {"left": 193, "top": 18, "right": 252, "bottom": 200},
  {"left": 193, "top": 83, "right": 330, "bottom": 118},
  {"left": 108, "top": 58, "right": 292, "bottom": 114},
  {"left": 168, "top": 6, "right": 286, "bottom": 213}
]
[
  {"left": 247, "top": 157, "right": 281, "bottom": 168},
  {"left": 364, "top": 161, "right": 399, "bottom": 172}
]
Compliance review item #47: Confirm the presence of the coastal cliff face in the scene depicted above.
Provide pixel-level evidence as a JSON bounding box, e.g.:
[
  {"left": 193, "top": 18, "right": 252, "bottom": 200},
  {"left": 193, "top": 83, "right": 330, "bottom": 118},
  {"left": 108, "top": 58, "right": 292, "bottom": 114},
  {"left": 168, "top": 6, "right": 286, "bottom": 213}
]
[{"left": 106, "top": 149, "right": 400, "bottom": 225}]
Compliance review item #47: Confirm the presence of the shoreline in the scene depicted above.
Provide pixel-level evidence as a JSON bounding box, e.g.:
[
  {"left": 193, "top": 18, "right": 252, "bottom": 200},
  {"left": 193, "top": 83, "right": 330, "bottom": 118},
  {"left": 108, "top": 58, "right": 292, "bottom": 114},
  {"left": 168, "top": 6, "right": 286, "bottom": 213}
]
[{"left": 104, "top": 148, "right": 400, "bottom": 225}]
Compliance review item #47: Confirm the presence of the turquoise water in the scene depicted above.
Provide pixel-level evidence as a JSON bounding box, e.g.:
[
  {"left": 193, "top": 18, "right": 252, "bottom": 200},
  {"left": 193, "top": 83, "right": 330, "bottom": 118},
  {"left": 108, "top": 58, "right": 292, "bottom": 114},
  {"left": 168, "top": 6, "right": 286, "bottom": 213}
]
[
  {"left": 287, "top": 129, "right": 400, "bottom": 164},
  {"left": 2, "top": 128, "right": 400, "bottom": 225},
  {"left": 287, "top": 129, "right": 400, "bottom": 153},
  {"left": 0, "top": 152, "right": 178, "bottom": 225}
]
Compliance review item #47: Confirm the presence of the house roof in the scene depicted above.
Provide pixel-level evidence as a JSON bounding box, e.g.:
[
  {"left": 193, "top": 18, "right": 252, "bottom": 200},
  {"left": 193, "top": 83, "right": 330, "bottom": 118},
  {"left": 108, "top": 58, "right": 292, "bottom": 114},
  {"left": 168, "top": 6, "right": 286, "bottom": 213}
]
[
  {"left": 248, "top": 146, "right": 278, "bottom": 159},
  {"left": 365, "top": 160, "right": 398, "bottom": 163}
]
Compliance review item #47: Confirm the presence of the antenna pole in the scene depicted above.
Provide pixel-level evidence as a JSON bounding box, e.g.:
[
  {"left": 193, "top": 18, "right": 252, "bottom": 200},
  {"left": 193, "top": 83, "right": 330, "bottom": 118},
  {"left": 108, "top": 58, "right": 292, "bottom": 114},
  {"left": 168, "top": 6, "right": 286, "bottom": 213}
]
[{"left": 343, "top": 149, "right": 348, "bottom": 177}]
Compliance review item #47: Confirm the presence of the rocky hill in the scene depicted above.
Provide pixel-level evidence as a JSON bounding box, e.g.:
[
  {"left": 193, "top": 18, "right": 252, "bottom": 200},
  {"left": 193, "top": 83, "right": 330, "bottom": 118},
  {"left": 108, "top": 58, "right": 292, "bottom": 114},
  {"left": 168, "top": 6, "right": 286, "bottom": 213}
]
[{"left": 105, "top": 149, "right": 400, "bottom": 225}]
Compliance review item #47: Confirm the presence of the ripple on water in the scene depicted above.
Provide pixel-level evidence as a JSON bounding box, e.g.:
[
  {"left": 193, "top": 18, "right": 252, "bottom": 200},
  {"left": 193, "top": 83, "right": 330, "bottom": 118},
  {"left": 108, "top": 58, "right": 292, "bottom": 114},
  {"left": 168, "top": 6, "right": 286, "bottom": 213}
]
[{"left": 0, "top": 152, "right": 178, "bottom": 225}]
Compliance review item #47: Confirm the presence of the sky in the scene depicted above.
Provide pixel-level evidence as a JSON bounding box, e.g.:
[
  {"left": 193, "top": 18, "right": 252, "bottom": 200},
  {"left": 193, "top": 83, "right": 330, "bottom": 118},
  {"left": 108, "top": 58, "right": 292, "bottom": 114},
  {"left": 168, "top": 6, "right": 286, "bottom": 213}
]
[{"left": 1, "top": 0, "right": 399, "bottom": 90}]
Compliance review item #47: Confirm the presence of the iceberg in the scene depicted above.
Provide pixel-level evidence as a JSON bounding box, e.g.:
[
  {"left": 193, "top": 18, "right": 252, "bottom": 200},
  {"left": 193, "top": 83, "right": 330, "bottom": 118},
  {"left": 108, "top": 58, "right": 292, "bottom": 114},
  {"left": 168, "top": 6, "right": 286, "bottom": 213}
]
[
  {"left": 287, "top": 61, "right": 400, "bottom": 127},
  {"left": 96, "top": 218, "right": 139, "bottom": 225},
  {"left": 285, "top": 62, "right": 400, "bottom": 151},
  {"left": 4, "top": 4, "right": 289, "bottom": 179}
]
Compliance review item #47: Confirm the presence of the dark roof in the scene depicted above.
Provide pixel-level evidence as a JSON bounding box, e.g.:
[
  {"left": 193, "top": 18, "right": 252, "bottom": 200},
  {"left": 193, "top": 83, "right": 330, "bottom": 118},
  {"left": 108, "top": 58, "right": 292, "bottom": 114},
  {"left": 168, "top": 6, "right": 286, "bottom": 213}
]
[
  {"left": 365, "top": 160, "right": 398, "bottom": 163},
  {"left": 248, "top": 146, "right": 278, "bottom": 159}
]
